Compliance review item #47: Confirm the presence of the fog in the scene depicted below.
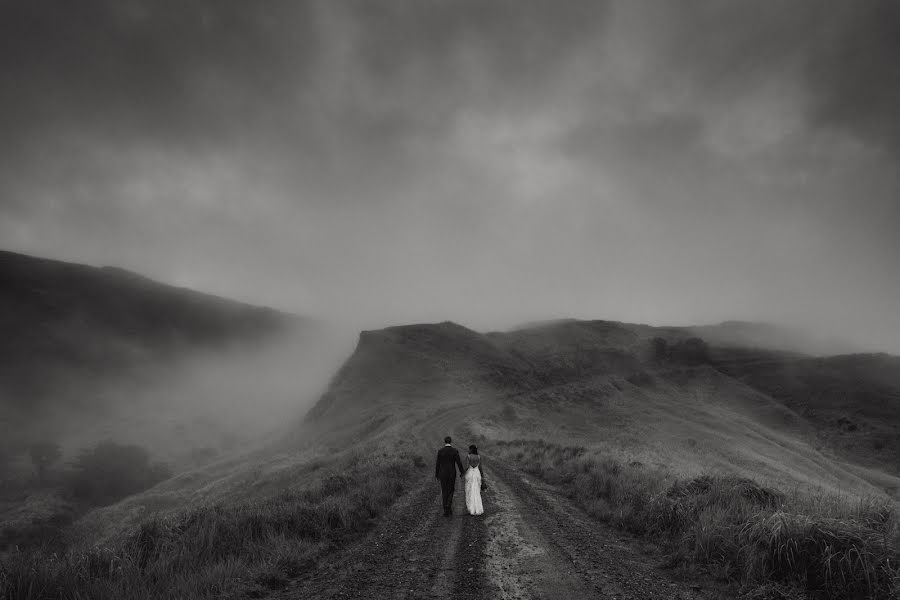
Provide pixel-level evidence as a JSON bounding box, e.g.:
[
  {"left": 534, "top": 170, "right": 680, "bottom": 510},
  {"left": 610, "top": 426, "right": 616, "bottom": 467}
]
[
  {"left": 2, "top": 1, "right": 899, "bottom": 354},
  {"left": 77, "top": 328, "right": 357, "bottom": 463},
  {"left": 0, "top": 325, "right": 354, "bottom": 472}
]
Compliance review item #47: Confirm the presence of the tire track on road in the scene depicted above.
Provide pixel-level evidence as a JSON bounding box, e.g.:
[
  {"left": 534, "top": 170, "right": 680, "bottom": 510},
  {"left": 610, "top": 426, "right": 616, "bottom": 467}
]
[
  {"left": 430, "top": 487, "right": 466, "bottom": 598},
  {"left": 280, "top": 409, "right": 730, "bottom": 600},
  {"left": 479, "top": 468, "right": 598, "bottom": 599},
  {"left": 486, "top": 458, "right": 734, "bottom": 600},
  {"left": 281, "top": 463, "right": 483, "bottom": 600},
  {"left": 282, "top": 476, "right": 450, "bottom": 599},
  {"left": 452, "top": 491, "right": 490, "bottom": 600}
]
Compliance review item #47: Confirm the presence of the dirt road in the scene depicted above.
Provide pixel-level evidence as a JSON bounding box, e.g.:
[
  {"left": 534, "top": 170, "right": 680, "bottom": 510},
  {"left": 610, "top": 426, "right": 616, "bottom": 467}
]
[{"left": 280, "top": 455, "right": 731, "bottom": 600}]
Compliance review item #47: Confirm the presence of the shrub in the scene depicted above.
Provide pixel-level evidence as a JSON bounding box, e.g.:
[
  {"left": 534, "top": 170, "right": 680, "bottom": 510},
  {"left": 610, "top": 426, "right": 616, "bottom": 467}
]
[
  {"left": 741, "top": 511, "right": 899, "bottom": 597},
  {"left": 669, "top": 337, "right": 710, "bottom": 365},
  {"left": 69, "top": 441, "right": 171, "bottom": 506},
  {"left": 651, "top": 336, "right": 669, "bottom": 360}
]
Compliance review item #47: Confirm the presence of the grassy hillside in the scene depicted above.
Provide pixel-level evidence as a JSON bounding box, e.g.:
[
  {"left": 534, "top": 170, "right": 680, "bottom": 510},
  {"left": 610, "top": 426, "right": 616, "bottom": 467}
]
[
  {"left": 490, "top": 439, "right": 899, "bottom": 599},
  {"left": 295, "top": 318, "right": 896, "bottom": 598},
  {"left": 713, "top": 350, "right": 900, "bottom": 477},
  {"left": 3, "top": 316, "right": 898, "bottom": 598},
  {"left": 1, "top": 440, "right": 427, "bottom": 600},
  {"left": 306, "top": 319, "right": 900, "bottom": 498}
]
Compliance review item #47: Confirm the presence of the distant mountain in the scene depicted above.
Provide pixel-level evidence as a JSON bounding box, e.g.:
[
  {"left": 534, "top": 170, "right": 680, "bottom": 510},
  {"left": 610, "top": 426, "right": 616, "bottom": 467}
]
[
  {"left": 0, "top": 249, "right": 301, "bottom": 418},
  {"left": 306, "top": 319, "right": 900, "bottom": 497}
]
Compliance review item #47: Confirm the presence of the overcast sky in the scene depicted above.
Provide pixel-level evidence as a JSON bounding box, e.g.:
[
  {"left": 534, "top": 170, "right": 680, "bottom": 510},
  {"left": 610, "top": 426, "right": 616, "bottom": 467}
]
[{"left": 2, "top": 1, "right": 899, "bottom": 350}]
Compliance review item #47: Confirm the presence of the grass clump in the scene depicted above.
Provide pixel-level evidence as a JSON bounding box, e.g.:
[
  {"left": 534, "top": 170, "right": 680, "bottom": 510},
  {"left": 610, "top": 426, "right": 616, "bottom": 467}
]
[
  {"left": 494, "top": 439, "right": 900, "bottom": 599},
  {"left": 0, "top": 449, "right": 424, "bottom": 600}
]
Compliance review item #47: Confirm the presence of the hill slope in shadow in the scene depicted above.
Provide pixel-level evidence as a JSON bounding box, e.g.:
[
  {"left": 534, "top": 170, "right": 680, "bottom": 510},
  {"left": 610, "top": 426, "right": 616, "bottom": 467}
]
[
  {"left": 0, "top": 249, "right": 320, "bottom": 455},
  {"left": 0, "top": 249, "right": 294, "bottom": 379}
]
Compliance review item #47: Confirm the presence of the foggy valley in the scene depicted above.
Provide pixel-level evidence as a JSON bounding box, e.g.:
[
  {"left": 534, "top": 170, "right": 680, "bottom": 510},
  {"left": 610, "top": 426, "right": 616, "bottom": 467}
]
[{"left": 2, "top": 2, "right": 900, "bottom": 600}]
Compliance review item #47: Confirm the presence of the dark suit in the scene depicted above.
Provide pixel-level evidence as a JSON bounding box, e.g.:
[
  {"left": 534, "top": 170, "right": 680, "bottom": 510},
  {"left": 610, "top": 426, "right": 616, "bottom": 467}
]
[{"left": 435, "top": 445, "right": 465, "bottom": 514}]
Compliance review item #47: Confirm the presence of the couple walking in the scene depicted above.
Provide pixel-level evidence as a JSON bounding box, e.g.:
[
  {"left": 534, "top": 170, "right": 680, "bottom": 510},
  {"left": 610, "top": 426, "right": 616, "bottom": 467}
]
[{"left": 435, "top": 436, "right": 484, "bottom": 516}]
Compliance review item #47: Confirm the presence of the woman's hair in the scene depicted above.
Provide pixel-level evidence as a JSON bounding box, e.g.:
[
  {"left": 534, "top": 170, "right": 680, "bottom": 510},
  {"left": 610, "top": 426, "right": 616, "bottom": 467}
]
[{"left": 468, "top": 444, "right": 478, "bottom": 454}]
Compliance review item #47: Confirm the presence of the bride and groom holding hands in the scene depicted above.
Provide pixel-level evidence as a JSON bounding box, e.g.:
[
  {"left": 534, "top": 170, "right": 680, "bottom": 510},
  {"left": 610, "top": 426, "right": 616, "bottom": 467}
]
[{"left": 435, "top": 436, "right": 484, "bottom": 516}]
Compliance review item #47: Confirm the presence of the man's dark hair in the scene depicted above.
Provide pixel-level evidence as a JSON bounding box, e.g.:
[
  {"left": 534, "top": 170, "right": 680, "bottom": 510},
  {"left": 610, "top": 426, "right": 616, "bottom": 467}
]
[
  {"left": 444, "top": 436, "right": 452, "bottom": 444},
  {"left": 469, "top": 444, "right": 478, "bottom": 454}
]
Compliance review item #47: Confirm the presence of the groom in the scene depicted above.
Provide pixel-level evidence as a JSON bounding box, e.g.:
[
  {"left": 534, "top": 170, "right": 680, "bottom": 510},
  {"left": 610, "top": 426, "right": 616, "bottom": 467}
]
[{"left": 435, "top": 436, "right": 465, "bottom": 516}]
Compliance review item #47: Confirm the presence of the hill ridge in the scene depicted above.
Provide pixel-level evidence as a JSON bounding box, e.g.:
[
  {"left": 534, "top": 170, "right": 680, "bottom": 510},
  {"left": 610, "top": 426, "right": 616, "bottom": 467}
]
[
  {"left": 0, "top": 248, "right": 305, "bottom": 439},
  {"left": 305, "top": 318, "right": 900, "bottom": 494}
]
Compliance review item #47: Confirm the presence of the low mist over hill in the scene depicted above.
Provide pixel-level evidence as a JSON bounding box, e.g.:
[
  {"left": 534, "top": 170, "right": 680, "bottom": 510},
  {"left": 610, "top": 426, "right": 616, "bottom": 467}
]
[
  {"left": 0, "top": 250, "right": 341, "bottom": 461},
  {"left": 0, "top": 248, "right": 293, "bottom": 375}
]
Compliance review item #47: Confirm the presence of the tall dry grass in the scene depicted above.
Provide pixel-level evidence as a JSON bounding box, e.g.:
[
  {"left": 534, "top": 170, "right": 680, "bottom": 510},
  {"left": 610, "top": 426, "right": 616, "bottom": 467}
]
[
  {"left": 494, "top": 439, "right": 900, "bottom": 599},
  {"left": 0, "top": 449, "right": 424, "bottom": 600}
]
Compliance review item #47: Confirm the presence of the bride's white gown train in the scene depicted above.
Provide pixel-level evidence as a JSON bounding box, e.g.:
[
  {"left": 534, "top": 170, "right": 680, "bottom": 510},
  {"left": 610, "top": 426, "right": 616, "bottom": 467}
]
[{"left": 464, "top": 466, "right": 483, "bottom": 515}]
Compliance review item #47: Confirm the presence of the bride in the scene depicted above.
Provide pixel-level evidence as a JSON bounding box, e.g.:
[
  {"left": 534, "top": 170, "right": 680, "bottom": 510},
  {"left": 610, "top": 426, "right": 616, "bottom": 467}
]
[{"left": 464, "top": 444, "right": 485, "bottom": 515}]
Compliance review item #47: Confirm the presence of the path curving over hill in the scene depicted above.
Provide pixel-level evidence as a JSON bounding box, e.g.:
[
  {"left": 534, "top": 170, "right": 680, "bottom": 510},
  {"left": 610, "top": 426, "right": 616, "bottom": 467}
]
[
  {"left": 280, "top": 318, "right": 900, "bottom": 599},
  {"left": 279, "top": 453, "right": 727, "bottom": 600}
]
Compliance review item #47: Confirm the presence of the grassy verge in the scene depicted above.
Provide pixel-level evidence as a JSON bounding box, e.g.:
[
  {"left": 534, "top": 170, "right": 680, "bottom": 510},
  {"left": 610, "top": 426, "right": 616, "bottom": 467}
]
[
  {"left": 0, "top": 449, "right": 425, "bottom": 600},
  {"left": 493, "top": 439, "right": 900, "bottom": 600}
]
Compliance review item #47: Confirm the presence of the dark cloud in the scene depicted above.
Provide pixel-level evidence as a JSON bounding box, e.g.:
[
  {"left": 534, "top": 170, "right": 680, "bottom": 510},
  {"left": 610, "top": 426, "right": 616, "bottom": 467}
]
[
  {"left": 804, "top": 2, "right": 900, "bottom": 150},
  {"left": 0, "top": 1, "right": 319, "bottom": 141},
  {"left": 599, "top": 1, "right": 900, "bottom": 153},
  {"left": 1, "top": 1, "right": 898, "bottom": 352}
]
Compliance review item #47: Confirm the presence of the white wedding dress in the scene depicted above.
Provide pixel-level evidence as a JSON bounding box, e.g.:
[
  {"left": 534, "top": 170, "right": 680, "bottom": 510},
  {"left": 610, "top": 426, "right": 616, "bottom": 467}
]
[{"left": 464, "top": 456, "right": 484, "bottom": 516}]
